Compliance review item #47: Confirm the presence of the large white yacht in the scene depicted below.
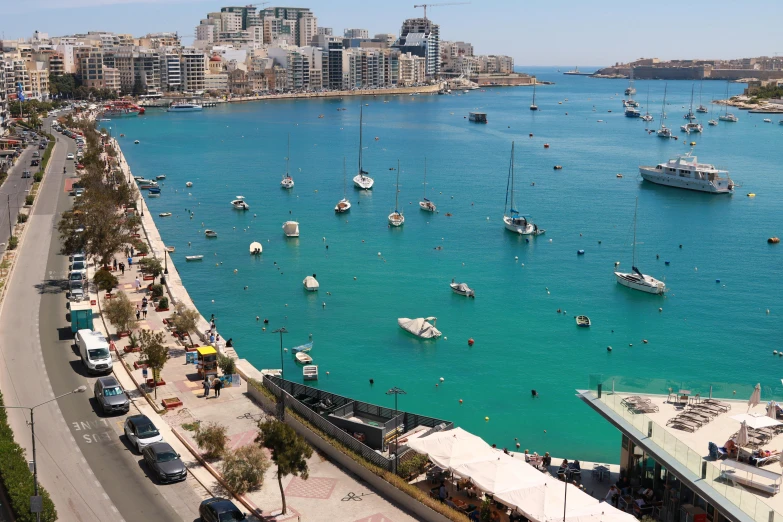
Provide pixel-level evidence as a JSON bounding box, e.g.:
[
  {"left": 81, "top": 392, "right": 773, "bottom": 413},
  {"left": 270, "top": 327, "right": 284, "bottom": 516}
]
[{"left": 639, "top": 151, "right": 734, "bottom": 194}]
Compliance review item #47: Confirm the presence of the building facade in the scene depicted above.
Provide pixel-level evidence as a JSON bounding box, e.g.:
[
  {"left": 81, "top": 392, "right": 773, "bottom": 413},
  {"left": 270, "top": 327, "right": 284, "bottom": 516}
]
[
  {"left": 396, "top": 18, "right": 440, "bottom": 78},
  {"left": 181, "top": 48, "right": 206, "bottom": 92}
]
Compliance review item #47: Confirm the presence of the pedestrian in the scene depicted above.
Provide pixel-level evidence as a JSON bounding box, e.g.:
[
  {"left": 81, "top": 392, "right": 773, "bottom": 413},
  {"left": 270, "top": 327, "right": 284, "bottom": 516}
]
[
  {"left": 209, "top": 332, "right": 215, "bottom": 345},
  {"left": 216, "top": 333, "right": 220, "bottom": 343},
  {"left": 142, "top": 304, "right": 148, "bottom": 319},
  {"left": 130, "top": 246, "right": 134, "bottom": 257},
  {"left": 438, "top": 481, "right": 447, "bottom": 502},
  {"left": 113, "top": 258, "right": 117, "bottom": 271},
  {"left": 226, "top": 338, "right": 233, "bottom": 348},
  {"left": 213, "top": 378, "right": 223, "bottom": 397},
  {"left": 119, "top": 262, "right": 125, "bottom": 275},
  {"left": 210, "top": 318, "right": 216, "bottom": 329},
  {"left": 134, "top": 277, "right": 141, "bottom": 292},
  {"left": 142, "top": 297, "right": 148, "bottom": 308},
  {"left": 128, "top": 256, "right": 133, "bottom": 267},
  {"left": 203, "top": 378, "right": 211, "bottom": 398},
  {"left": 135, "top": 305, "right": 141, "bottom": 321}
]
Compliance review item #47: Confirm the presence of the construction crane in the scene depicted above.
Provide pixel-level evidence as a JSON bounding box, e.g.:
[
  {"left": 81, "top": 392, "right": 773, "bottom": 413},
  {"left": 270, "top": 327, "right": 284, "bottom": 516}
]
[
  {"left": 246, "top": 2, "right": 270, "bottom": 9},
  {"left": 413, "top": 2, "right": 470, "bottom": 20}
]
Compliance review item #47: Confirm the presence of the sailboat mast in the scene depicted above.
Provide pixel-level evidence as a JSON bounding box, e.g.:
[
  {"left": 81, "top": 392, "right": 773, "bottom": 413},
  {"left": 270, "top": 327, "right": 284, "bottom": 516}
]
[
  {"left": 395, "top": 160, "right": 400, "bottom": 211},
  {"left": 532, "top": 84, "right": 536, "bottom": 105},
  {"left": 343, "top": 157, "right": 346, "bottom": 197},
  {"left": 660, "top": 84, "right": 667, "bottom": 122},
  {"left": 358, "top": 105, "right": 363, "bottom": 176},
  {"left": 510, "top": 142, "right": 515, "bottom": 211},
  {"left": 423, "top": 157, "right": 427, "bottom": 198},
  {"left": 632, "top": 198, "right": 638, "bottom": 268}
]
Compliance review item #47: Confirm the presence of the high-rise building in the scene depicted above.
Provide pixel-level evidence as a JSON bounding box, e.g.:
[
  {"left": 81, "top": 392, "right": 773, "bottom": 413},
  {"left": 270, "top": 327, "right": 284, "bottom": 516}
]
[
  {"left": 103, "top": 67, "right": 120, "bottom": 93},
  {"left": 262, "top": 7, "right": 315, "bottom": 48},
  {"left": 196, "top": 19, "right": 219, "bottom": 44},
  {"left": 0, "top": 65, "right": 7, "bottom": 135},
  {"left": 374, "top": 34, "right": 397, "bottom": 47},
  {"left": 181, "top": 48, "right": 207, "bottom": 92},
  {"left": 160, "top": 50, "right": 182, "bottom": 92},
  {"left": 76, "top": 47, "right": 105, "bottom": 89},
  {"left": 344, "top": 28, "right": 369, "bottom": 39},
  {"left": 220, "top": 6, "right": 257, "bottom": 30},
  {"left": 298, "top": 14, "right": 318, "bottom": 47},
  {"left": 396, "top": 18, "right": 440, "bottom": 77},
  {"left": 317, "top": 27, "right": 333, "bottom": 36},
  {"left": 398, "top": 52, "right": 426, "bottom": 85}
]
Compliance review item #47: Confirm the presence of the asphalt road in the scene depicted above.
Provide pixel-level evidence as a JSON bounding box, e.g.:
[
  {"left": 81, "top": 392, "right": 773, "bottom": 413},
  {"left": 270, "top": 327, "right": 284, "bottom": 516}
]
[
  {"left": 0, "top": 132, "right": 41, "bottom": 251},
  {"left": 0, "top": 116, "right": 202, "bottom": 522}
]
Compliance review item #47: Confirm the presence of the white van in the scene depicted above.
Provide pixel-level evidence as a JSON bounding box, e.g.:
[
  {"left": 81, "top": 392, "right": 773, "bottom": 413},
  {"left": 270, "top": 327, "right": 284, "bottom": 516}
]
[{"left": 75, "top": 329, "right": 113, "bottom": 374}]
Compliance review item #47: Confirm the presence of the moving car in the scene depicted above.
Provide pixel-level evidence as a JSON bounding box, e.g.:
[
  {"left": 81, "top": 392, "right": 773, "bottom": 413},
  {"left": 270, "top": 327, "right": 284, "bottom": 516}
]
[
  {"left": 142, "top": 442, "right": 186, "bottom": 483},
  {"left": 30, "top": 159, "right": 39, "bottom": 166},
  {"left": 198, "top": 498, "right": 247, "bottom": 522},
  {"left": 22, "top": 170, "right": 32, "bottom": 178},
  {"left": 123, "top": 415, "right": 163, "bottom": 452},
  {"left": 93, "top": 376, "right": 130, "bottom": 415},
  {"left": 66, "top": 153, "right": 75, "bottom": 160}
]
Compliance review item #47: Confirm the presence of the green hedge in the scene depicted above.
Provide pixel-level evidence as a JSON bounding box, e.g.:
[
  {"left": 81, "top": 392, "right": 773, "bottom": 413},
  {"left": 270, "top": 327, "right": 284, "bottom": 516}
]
[
  {"left": 8, "top": 236, "right": 18, "bottom": 250},
  {"left": 0, "top": 392, "right": 57, "bottom": 522}
]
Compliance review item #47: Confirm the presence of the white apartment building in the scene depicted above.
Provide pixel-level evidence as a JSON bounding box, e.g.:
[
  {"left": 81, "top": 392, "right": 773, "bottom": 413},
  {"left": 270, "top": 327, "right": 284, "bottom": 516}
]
[
  {"left": 344, "top": 28, "right": 369, "bottom": 39},
  {"left": 196, "top": 20, "right": 219, "bottom": 44},
  {"left": 181, "top": 48, "right": 207, "bottom": 92},
  {"left": 204, "top": 72, "right": 229, "bottom": 91},
  {"left": 104, "top": 66, "right": 120, "bottom": 92},
  {"left": 0, "top": 65, "right": 8, "bottom": 134},
  {"left": 298, "top": 14, "right": 318, "bottom": 47},
  {"left": 160, "top": 50, "right": 182, "bottom": 92},
  {"left": 398, "top": 52, "right": 426, "bottom": 86}
]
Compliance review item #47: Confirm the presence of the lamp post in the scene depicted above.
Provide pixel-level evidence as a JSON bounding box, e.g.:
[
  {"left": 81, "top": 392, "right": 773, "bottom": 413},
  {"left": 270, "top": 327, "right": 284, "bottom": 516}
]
[
  {"left": 386, "top": 386, "right": 406, "bottom": 475},
  {"left": 272, "top": 327, "right": 287, "bottom": 381},
  {"left": 163, "top": 248, "right": 168, "bottom": 275},
  {"left": 0, "top": 385, "right": 87, "bottom": 521}
]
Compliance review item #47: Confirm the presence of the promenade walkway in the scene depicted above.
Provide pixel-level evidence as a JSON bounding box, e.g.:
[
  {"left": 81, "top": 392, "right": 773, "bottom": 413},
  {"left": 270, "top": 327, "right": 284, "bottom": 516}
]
[{"left": 93, "top": 143, "right": 418, "bottom": 521}]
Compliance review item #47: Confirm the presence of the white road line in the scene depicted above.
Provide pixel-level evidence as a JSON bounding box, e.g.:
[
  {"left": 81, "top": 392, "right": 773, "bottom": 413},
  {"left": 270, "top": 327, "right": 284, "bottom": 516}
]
[
  {"left": 87, "top": 468, "right": 93, "bottom": 475},
  {"left": 81, "top": 457, "right": 87, "bottom": 464},
  {"left": 102, "top": 493, "right": 109, "bottom": 500},
  {"left": 111, "top": 506, "right": 118, "bottom": 513},
  {"left": 94, "top": 480, "right": 100, "bottom": 487}
]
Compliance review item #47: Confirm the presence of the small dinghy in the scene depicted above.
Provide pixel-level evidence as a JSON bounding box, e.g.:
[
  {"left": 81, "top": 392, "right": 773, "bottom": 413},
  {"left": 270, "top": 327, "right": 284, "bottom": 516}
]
[
  {"left": 249, "top": 241, "right": 263, "bottom": 255},
  {"left": 303, "top": 275, "right": 319, "bottom": 291},
  {"left": 295, "top": 352, "right": 312, "bottom": 364},
  {"left": 205, "top": 230, "right": 217, "bottom": 238},
  {"left": 186, "top": 255, "right": 204, "bottom": 261},
  {"left": 303, "top": 365, "right": 318, "bottom": 381},
  {"left": 398, "top": 317, "right": 442, "bottom": 339},
  {"left": 166, "top": 246, "right": 175, "bottom": 253},
  {"left": 156, "top": 175, "right": 166, "bottom": 180},
  {"left": 450, "top": 279, "right": 475, "bottom": 297},
  {"left": 159, "top": 212, "right": 172, "bottom": 217},
  {"left": 283, "top": 221, "right": 299, "bottom": 237},
  {"left": 292, "top": 342, "right": 312, "bottom": 353},
  {"left": 186, "top": 181, "right": 193, "bottom": 187},
  {"left": 576, "top": 315, "right": 591, "bottom": 327}
]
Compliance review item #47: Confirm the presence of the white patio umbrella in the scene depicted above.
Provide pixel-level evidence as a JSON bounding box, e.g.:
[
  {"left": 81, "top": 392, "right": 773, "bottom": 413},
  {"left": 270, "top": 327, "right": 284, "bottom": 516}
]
[
  {"left": 405, "top": 427, "right": 497, "bottom": 470},
  {"left": 736, "top": 420, "right": 749, "bottom": 461},
  {"left": 748, "top": 383, "right": 761, "bottom": 412},
  {"left": 768, "top": 401, "right": 779, "bottom": 419},
  {"left": 730, "top": 413, "right": 781, "bottom": 430}
]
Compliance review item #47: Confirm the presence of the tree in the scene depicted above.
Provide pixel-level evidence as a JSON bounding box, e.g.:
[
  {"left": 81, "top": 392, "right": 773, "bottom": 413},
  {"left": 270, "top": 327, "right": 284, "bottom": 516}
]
[
  {"left": 256, "top": 420, "right": 313, "bottom": 515},
  {"left": 221, "top": 444, "right": 270, "bottom": 495},
  {"left": 217, "top": 354, "right": 236, "bottom": 376},
  {"left": 194, "top": 422, "right": 228, "bottom": 459},
  {"left": 138, "top": 330, "right": 170, "bottom": 399},
  {"left": 171, "top": 302, "right": 200, "bottom": 347},
  {"left": 93, "top": 269, "right": 118, "bottom": 294},
  {"left": 103, "top": 291, "right": 136, "bottom": 334},
  {"left": 138, "top": 257, "right": 163, "bottom": 284}
]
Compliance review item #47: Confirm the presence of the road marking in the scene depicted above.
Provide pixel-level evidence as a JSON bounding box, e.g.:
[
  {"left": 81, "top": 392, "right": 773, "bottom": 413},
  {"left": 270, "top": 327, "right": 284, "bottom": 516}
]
[
  {"left": 87, "top": 468, "right": 93, "bottom": 475},
  {"left": 94, "top": 480, "right": 100, "bottom": 488},
  {"left": 81, "top": 457, "right": 87, "bottom": 464},
  {"left": 102, "top": 493, "right": 109, "bottom": 500},
  {"left": 111, "top": 506, "right": 118, "bottom": 513}
]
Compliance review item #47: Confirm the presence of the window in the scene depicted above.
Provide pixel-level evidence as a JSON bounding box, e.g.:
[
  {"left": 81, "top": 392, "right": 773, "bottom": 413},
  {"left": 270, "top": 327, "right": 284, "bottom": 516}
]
[
  {"left": 103, "top": 386, "right": 123, "bottom": 397},
  {"left": 88, "top": 348, "right": 109, "bottom": 359},
  {"left": 136, "top": 423, "right": 159, "bottom": 438}
]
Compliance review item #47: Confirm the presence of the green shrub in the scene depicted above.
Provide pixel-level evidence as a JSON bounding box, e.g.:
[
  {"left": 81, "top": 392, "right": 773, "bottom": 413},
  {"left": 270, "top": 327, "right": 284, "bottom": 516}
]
[
  {"left": 150, "top": 284, "right": 164, "bottom": 299},
  {"left": 25, "top": 195, "right": 35, "bottom": 206},
  {"left": 33, "top": 172, "right": 43, "bottom": 182},
  {"left": 0, "top": 392, "right": 58, "bottom": 522},
  {"left": 221, "top": 444, "right": 270, "bottom": 495},
  {"left": 8, "top": 236, "right": 18, "bottom": 250},
  {"left": 157, "top": 296, "right": 169, "bottom": 309},
  {"left": 194, "top": 422, "right": 228, "bottom": 459},
  {"left": 17, "top": 213, "right": 28, "bottom": 224},
  {"left": 397, "top": 452, "right": 429, "bottom": 478},
  {"left": 134, "top": 240, "right": 149, "bottom": 256},
  {"left": 218, "top": 354, "right": 236, "bottom": 376}
]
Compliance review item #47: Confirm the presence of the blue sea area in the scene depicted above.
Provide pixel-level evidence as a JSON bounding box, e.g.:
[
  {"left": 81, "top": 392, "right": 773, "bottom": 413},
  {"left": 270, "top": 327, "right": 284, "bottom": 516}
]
[{"left": 113, "top": 67, "right": 782, "bottom": 462}]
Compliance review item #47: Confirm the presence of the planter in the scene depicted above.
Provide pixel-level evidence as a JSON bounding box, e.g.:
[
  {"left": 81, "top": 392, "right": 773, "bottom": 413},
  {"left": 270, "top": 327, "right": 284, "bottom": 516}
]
[
  {"left": 134, "top": 361, "right": 149, "bottom": 369},
  {"left": 142, "top": 275, "right": 154, "bottom": 281},
  {"left": 161, "top": 397, "right": 182, "bottom": 410},
  {"left": 138, "top": 253, "right": 147, "bottom": 257},
  {"left": 118, "top": 330, "right": 130, "bottom": 338},
  {"left": 146, "top": 378, "right": 166, "bottom": 387},
  {"left": 185, "top": 345, "right": 199, "bottom": 353},
  {"left": 124, "top": 346, "right": 141, "bottom": 353},
  {"left": 132, "top": 233, "right": 140, "bottom": 238},
  {"left": 155, "top": 307, "right": 169, "bottom": 312},
  {"left": 105, "top": 293, "right": 113, "bottom": 299}
]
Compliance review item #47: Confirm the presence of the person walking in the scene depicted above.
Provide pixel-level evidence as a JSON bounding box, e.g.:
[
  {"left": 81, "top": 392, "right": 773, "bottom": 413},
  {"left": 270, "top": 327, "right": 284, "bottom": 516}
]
[
  {"left": 113, "top": 258, "right": 118, "bottom": 271},
  {"left": 213, "top": 378, "right": 223, "bottom": 397},
  {"left": 119, "top": 262, "right": 125, "bottom": 275},
  {"left": 142, "top": 303, "right": 148, "bottom": 319},
  {"left": 134, "top": 277, "right": 141, "bottom": 292},
  {"left": 135, "top": 304, "right": 141, "bottom": 321},
  {"left": 203, "top": 378, "right": 211, "bottom": 398}
]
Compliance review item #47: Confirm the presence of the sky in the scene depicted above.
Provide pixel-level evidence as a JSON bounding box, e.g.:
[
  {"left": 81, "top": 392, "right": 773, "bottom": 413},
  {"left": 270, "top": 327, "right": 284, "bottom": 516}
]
[{"left": 3, "top": 0, "right": 783, "bottom": 66}]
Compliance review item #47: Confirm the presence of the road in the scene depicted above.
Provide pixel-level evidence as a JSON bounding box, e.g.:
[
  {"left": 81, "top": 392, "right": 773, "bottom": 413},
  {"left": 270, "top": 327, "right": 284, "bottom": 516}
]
[
  {"left": 0, "top": 131, "right": 40, "bottom": 251},
  {"left": 0, "top": 116, "right": 203, "bottom": 522}
]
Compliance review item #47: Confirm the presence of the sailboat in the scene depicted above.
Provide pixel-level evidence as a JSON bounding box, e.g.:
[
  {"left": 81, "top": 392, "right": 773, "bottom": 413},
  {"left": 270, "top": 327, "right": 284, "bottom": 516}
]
[
  {"left": 719, "top": 81, "right": 739, "bottom": 122},
  {"left": 708, "top": 94, "right": 718, "bottom": 126},
  {"left": 281, "top": 134, "right": 294, "bottom": 189},
  {"left": 614, "top": 198, "right": 665, "bottom": 295},
  {"left": 680, "top": 85, "right": 703, "bottom": 133},
  {"left": 503, "top": 142, "right": 543, "bottom": 236},
  {"left": 353, "top": 105, "right": 374, "bottom": 189},
  {"left": 529, "top": 83, "right": 538, "bottom": 111},
  {"left": 641, "top": 87, "right": 654, "bottom": 122},
  {"left": 388, "top": 160, "right": 404, "bottom": 227},
  {"left": 657, "top": 84, "right": 673, "bottom": 138},
  {"left": 419, "top": 158, "right": 436, "bottom": 212},
  {"left": 335, "top": 157, "right": 351, "bottom": 213},
  {"left": 624, "top": 68, "right": 636, "bottom": 95},
  {"left": 696, "top": 81, "right": 708, "bottom": 113}
]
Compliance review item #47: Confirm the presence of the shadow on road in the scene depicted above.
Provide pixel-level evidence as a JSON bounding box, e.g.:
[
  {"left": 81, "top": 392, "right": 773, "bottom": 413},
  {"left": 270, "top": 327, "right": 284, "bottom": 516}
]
[
  {"left": 58, "top": 326, "right": 74, "bottom": 341},
  {"left": 35, "top": 278, "right": 68, "bottom": 295}
]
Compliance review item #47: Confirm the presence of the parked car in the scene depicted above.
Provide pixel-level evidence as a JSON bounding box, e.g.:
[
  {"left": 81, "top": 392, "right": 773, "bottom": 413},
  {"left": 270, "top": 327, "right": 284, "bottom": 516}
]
[
  {"left": 70, "top": 253, "right": 86, "bottom": 264},
  {"left": 32, "top": 151, "right": 39, "bottom": 158},
  {"left": 93, "top": 376, "right": 130, "bottom": 415},
  {"left": 69, "top": 280, "right": 84, "bottom": 302},
  {"left": 22, "top": 170, "right": 31, "bottom": 178},
  {"left": 123, "top": 415, "right": 163, "bottom": 452},
  {"left": 142, "top": 442, "right": 187, "bottom": 483},
  {"left": 66, "top": 153, "right": 75, "bottom": 160},
  {"left": 70, "top": 260, "right": 87, "bottom": 277},
  {"left": 198, "top": 498, "right": 246, "bottom": 522},
  {"left": 69, "top": 270, "right": 85, "bottom": 283}
]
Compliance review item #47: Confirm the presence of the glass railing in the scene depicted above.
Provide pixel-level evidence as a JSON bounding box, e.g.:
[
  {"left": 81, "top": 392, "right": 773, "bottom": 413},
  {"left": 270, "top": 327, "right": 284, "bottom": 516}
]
[{"left": 584, "top": 383, "right": 783, "bottom": 522}]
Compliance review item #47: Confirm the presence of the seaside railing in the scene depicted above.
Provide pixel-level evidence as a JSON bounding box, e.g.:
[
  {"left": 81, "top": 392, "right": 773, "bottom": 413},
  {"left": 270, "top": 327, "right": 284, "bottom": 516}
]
[{"left": 586, "top": 383, "right": 783, "bottom": 522}]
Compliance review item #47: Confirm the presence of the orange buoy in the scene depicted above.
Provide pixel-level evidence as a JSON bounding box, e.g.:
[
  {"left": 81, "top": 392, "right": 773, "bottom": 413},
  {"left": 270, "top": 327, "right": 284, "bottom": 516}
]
[
  {"left": 468, "top": 338, "right": 475, "bottom": 346},
  {"left": 768, "top": 237, "right": 780, "bottom": 244},
  {"left": 544, "top": 143, "right": 550, "bottom": 149}
]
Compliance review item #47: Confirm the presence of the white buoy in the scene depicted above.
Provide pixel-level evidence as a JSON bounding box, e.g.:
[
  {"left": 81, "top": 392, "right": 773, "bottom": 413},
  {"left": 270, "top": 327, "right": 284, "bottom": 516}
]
[
  {"left": 233, "top": 269, "right": 238, "bottom": 273},
  {"left": 439, "top": 377, "right": 444, "bottom": 382},
  {"left": 378, "top": 252, "right": 381, "bottom": 256},
  {"left": 211, "top": 299, "right": 215, "bottom": 303}
]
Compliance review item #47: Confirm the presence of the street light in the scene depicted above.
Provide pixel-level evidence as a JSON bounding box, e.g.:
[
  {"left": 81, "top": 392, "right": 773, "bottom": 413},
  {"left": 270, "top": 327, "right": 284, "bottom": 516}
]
[
  {"left": 0, "top": 385, "right": 87, "bottom": 521},
  {"left": 386, "top": 386, "right": 406, "bottom": 475},
  {"left": 272, "top": 327, "right": 287, "bottom": 381}
]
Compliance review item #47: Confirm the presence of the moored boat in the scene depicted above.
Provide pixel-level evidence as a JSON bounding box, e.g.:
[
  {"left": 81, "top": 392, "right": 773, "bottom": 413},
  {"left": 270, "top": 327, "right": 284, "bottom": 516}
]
[
  {"left": 295, "top": 352, "right": 313, "bottom": 365},
  {"left": 186, "top": 255, "right": 204, "bottom": 261},
  {"left": 398, "top": 317, "right": 442, "bottom": 339},
  {"left": 335, "top": 158, "right": 351, "bottom": 213},
  {"left": 281, "top": 134, "right": 294, "bottom": 189},
  {"left": 158, "top": 212, "right": 172, "bottom": 217},
  {"left": 639, "top": 150, "right": 733, "bottom": 194},
  {"left": 283, "top": 221, "right": 299, "bottom": 237},
  {"left": 419, "top": 158, "right": 436, "bottom": 212},
  {"left": 388, "top": 160, "right": 404, "bottom": 227},
  {"left": 303, "top": 275, "right": 319, "bottom": 291},
  {"left": 614, "top": 198, "right": 666, "bottom": 295},
  {"left": 503, "top": 142, "right": 544, "bottom": 236},
  {"left": 353, "top": 106, "right": 374, "bottom": 189},
  {"left": 231, "top": 196, "right": 249, "bottom": 210},
  {"left": 167, "top": 102, "right": 203, "bottom": 112},
  {"left": 576, "top": 315, "right": 591, "bottom": 327},
  {"left": 450, "top": 279, "right": 475, "bottom": 297},
  {"left": 249, "top": 241, "right": 262, "bottom": 255},
  {"left": 156, "top": 174, "right": 166, "bottom": 180},
  {"left": 303, "top": 365, "right": 318, "bottom": 381},
  {"left": 205, "top": 229, "right": 218, "bottom": 238}
]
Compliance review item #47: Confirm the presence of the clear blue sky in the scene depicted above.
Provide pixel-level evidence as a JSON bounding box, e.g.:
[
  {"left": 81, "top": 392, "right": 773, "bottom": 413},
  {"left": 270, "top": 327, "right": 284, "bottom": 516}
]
[{"left": 4, "top": 0, "right": 783, "bottom": 66}]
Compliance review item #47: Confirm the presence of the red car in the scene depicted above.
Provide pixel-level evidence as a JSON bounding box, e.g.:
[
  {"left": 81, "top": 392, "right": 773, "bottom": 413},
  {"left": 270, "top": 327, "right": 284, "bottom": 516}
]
[{"left": 76, "top": 164, "right": 85, "bottom": 169}]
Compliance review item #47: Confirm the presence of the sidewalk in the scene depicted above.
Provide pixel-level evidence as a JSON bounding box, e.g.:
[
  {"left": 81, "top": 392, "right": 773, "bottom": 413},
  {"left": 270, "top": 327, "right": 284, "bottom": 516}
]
[{"left": 95, "top": 142, "right": 418, "bottom": 522}]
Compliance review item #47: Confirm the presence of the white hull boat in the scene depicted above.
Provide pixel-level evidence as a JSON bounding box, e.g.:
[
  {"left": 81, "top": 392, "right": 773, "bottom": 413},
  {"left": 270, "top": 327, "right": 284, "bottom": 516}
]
[
  {"left": 283, "top": 221, "right": 299, "bottom": 237},
  {"left": 419, "top": 158, "right": 436, "bottom": 212},
  {"left": 303, "top": 275, "right": 319, "bottom": 291},
  {"left": 204, "top": 230, "right": 218, "bottom": 238},
  {"left": 719, "top": 114, "right": 738, "bottom": 122},
  {"left": 450, "top": 280, "right": 475, "bottom": 297},
  {"left": 354, "top": 175, "right": 374, "bottom": 190},
  {"left": 614, "top": 198, "right": 665, "bottom": 295},
  {"left": 639, "top": 150, "right": 733, "bottom": 194},
  {"left": 281, "top": 135, "right": 294, "bottom": 188},
  {"left": 303, "top": 365, "right": 318, "bottom": 381},
  {"left": 159, "top": 212, "right": 172, "bottom": 217},
  {"left": 398, "top": 317, "right": 442, "bottom": 339},
  {"left": 388, "top": 159, "right": 404, "bottom": 227},
  {"left": 231, "top": 196, "right": 249, "bottom": 210},
  {"left": 657, "top": 126, "right": 673, "bottom": 138},
  {"left": 186, "top": 255, "right": 204, "bottom": 261},
  {"left": 281, "top": 176, "right": 294, "bottom": 189},
  {"left": 295, "top": 352, "right": 312, "bottom": 364},
  {"left": 186, "top": 182, "right": 193, "bottom": 187},
  {"left": 353, "top": 106, "right": 373, "bottom": 189},
  {"left": 335, "top": 158, "right": 351, "bottom": 213},
  {"left": 249, "top": 241, "right": 262, "bottom": 255},
  {"left": 388, "top": 212, "right": 404, "bottom": 227},
  {"left": 680, "top": 123, "right": 703, "bottom": 133},
  {"left": 503, "top": 142, "right": 544, "bottom": 236}
]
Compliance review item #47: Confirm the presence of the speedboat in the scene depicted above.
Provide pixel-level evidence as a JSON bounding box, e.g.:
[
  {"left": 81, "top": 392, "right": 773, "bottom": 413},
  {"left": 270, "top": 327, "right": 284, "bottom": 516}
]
[
  {"left": 623, "top": 99, "right": 640, "bottom": 108},
  {"left": 205, "top": 230, "right": 218, "bottom": 238},
  {"left": 398, "top": 317, "right": 442, "bottom": 339},
  {"left": 763, "top": 118, "right": 772, "bottom": 123},
  {"left": 156, "top": 175, "right": 166, "bottom": 180},
  {"left": 639, "top": 150, "right": 733, "bottom": 194},
  {"left": 303, "top": 275, "right": 319, "bottom": 291},
  {"left": 450, "top": 279, "right": 475, "bottom": 297},
  {"left": 576, "top": 315, "right": 591, "bottom": 327},
  {"left": 283, "top": 221, "right": 299, "bottom": 237},
  {"left": 186, "top": 255, "right": 204, "bottom": 261},
  {"left": 295, "top": 352, "right": 312, "bottom": 364},
  {"left": 158, "top": 212, "right": 172, "bottom": 217},
  {"left": 231, "top": 196, "right": 249, "bottom": 210}
]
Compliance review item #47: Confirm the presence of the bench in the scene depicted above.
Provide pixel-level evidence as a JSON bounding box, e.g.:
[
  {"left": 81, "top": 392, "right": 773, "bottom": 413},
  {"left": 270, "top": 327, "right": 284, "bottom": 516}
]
[{"left": 720, "top": 459, "right": 782, "bottom": 495}]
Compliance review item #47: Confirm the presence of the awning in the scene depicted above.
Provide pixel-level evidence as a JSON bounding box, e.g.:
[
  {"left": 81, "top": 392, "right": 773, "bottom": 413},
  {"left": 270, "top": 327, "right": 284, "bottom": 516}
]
[{"left": 405, "top": 427, "right": 497, "bottom": 469}]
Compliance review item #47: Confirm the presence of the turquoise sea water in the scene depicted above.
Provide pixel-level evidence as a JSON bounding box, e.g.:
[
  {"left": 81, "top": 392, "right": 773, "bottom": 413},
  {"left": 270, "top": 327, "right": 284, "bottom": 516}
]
[{"left": 114, "top": 68, "right": 782, "bottom": 462}]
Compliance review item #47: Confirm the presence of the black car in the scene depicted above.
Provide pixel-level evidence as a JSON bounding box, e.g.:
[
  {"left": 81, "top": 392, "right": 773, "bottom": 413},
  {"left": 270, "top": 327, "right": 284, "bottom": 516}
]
[
  {"left": 142, "top": 442, "right": 186, "bottom": 483},
  {"left": 31, "top": 159, "right": 40, "bottom": 166},
  {"left": 198, "top": 497, "right": 246, "bottom": 522}
]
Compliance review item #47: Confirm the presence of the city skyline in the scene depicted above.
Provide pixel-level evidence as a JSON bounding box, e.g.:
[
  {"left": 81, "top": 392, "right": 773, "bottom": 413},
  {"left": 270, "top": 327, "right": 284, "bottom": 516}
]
[{"left": 4, "top": 0, "right": 783, "bottom": 66}]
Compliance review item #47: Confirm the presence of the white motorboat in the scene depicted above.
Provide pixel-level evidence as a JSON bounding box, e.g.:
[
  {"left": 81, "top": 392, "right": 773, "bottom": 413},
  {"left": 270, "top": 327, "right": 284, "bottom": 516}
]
[
  {"left": 763, "top": 118, "right": 772, "bottom": 123},
  {"left": 158, "top": 212, "right": 172, "bottom": 217},
  {"left": 419, "top": 158, "right": 436, "bottom": 212},
  {"left": 639, "top": 150, "right": 734, "bottom": 194},
  {"left": 303, "top": 275, "right": 319, "bottom": 291},
  {"left": 231, "top": 196, "right": 249, "bottom": 210},
  {"left": 186, "top": 255, "right": 204, "bottom": 261},
  {"left": 249, "top": 241, "right": 262, "bottom": 255},
  {"left": 450, "top": 279, "right": 475, "bottom": 297},
  {"left": 624, "top": 69, "right": 636, "bottom": 95},
  {"left": 708, "top": 119, "right": 718, "bottom": 126},
  {"left": 303, "top": 365, "right": 318, "bottom": 381},
  {"left": 623, "top": 99, "right": 640, "bottom": 108},
  {"left": 156, "top": 175, "right": 166, "bottom": 180},
  {"left": 353, "top": 105, "right": 374, "bottom": 190},
  {"left": 205, "top": 229, "right": 218, "bottom": 238},
  {"left": 295, "top": 352, "right": 312, "bottom": 364},
  {"left": 186, "top": 181, "right": 193, "bottom": 187},
  {"left": 614, "top": 198, "right": 666, "bottom": 295},
  {"left": 281, "top": 134, "right": 294, "bottom": 189},
  {"left": 283, "top": 221, "right": 299, "bottom": 237},
  {"left": 529, "top": 83, "right": 538, "bottom": 111},
  {"left": 167, "top": 102, "right": 203, "bottom": 112},
  {"left": 503, "top": 142, "right": 544, "bottom": 236},
  {"left": 680, "top": 122, "right": 703, "bottom": 133},
  {"left": 388, "top": 160, "right": 404, "bottom": 227},
  {"left": 335, "top": 157, "right": 351, "bottom": 213},
  {"left": 398, "top": 317, "right": 442, "bottom": 339}
]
